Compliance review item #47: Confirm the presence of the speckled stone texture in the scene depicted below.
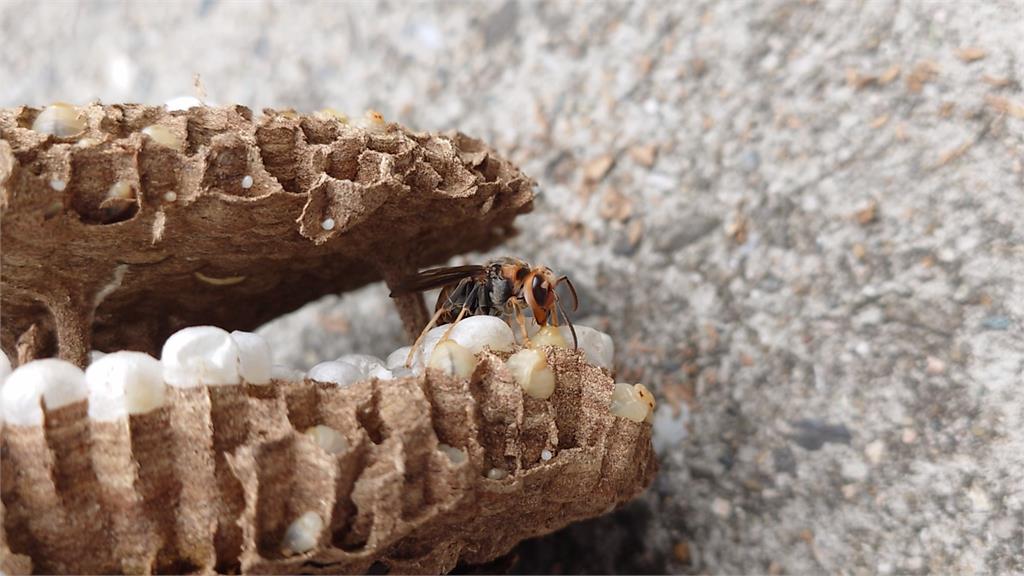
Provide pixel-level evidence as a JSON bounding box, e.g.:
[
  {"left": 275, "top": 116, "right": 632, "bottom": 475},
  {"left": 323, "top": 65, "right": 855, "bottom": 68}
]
[{"left": 2, "top": 0, "right": 1023, "bottom": 573}]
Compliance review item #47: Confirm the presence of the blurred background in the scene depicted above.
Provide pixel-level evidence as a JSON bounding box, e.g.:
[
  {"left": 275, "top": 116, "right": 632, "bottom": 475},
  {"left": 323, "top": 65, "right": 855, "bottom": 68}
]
[{"left": 3, "top": 0, "right": 1023, "bottom": 573}]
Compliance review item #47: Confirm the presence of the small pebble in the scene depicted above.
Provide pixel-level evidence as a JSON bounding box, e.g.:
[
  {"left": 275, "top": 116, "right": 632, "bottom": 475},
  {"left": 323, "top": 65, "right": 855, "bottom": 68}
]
[
  {"left": 925, "top": 356, "right": 946, "bottom": 375},
  {"left": 540, "top": 449, "right": 553, "bottom": 461},
  {"left": 981, "top": 316, "right": 1010, "bottom": 331},
  {"left": 901, "top": 428, "right": 918, "bottom": 444},
  {"left": 841, "top": 457, "right": 869, "bottom": 481},
  {"left": 321, "top": 218, "right": 336, "bottom": 231},
  {"left": 163, "top": 192, "right": 177, "bottom": 202},
  {"left": 673, "top": 541, "right": 691, "bottom": 563},
  {"left": 711, "top": 497, "right": 731, "bottom": 517},
  {"left": 486, "top": 467, "right": 508, "bottom": 480},
  {"left": 49, "top": 179, "right": 66, "bottom": 191},
  {"left": 241, "top": 175, "right": 254, "bottom": 189},
  {"left": 864, "top": 440, "right": 885, "bottom": 465},
  {"left": 967, "top": 486, "right": 992, "bottom": 512}
]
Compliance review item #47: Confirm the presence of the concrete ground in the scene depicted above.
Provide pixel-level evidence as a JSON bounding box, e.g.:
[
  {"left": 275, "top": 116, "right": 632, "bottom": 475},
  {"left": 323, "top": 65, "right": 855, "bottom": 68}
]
[{"left": 3, "top": 0, "right": 1023, "bottom": 573}]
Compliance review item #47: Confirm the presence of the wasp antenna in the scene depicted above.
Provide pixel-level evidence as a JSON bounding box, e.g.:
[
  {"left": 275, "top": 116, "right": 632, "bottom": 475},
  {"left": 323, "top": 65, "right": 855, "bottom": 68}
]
[
  {"left": 557, "top": 275, "right": 579, "bottom": 312},
  {"left": 557, "top": 299, "right": 578, "bottom": 350}
]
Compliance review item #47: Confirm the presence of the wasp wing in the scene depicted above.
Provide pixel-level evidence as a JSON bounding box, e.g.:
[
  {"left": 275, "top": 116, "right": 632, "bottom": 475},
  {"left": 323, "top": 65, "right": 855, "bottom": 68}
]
[{"left": 388, "top": 264, "right": 486, "bottom": 296}]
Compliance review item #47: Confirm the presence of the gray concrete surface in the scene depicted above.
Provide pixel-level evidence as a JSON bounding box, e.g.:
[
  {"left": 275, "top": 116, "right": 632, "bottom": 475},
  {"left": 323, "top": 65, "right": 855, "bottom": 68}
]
[{"left": 4, "top": 0, "right": 1024, "bottom": 573}]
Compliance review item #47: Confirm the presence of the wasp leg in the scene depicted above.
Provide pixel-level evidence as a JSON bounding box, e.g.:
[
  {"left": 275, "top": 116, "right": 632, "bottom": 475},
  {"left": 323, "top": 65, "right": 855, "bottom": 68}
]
[
  {"left": 509, "top": 298, "right": 532, "bottom": 347},
  {"left": 406, "top": 306, "right": 449, "bottom": 368},
  {"left": 437, "top": 304, "right": 471, "bottom": 346}
]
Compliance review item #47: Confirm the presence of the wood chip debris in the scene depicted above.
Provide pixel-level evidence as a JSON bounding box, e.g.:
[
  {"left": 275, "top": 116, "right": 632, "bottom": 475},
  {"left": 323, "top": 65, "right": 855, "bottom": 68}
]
[
  {"left": 955, "top": 47, "right": 987, "bottom": 63},
  {"left": 629, "top": 143, "right": 658, "bottom": 167},
  {"left": 727, "top": 213, "right": 748, "bottom": 244},
  {"left": 855, "top": 200, "right": 878, "bottom": 225},
  {"left": 583, "top": 154, "right": 615, "bottom": 183},
  {"left": 846, "top": 64, "right": 900, "bottom": 90},
  {"left": 981, "top": 74, "right": 1012, "bottom": 88},
  {"left": 936, "top": 140, "right": 973, "bottom": 167},
  {"left": 626, "top": 219, "right": 644, "bottom": 248},
  {"left": 985, "top": 95, "right": 1024, "bottom": 119},
  {"left": 906, "top": 61, "right": 939, "bottom": 93},
  {"left": 599, "top": 189, "right": 634, "bottom": 222},
  {"left": 878, "top": 65, "right": 901, "bottom": 85},
  {"left": 673, "top": 541, "right": 692, "bottom": 564}
]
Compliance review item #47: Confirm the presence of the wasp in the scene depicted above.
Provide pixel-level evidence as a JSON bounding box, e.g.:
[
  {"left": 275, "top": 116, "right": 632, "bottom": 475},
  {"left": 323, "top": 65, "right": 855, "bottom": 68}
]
[{"left": 389, "top": 257, "right": 579, "bottom": 365}]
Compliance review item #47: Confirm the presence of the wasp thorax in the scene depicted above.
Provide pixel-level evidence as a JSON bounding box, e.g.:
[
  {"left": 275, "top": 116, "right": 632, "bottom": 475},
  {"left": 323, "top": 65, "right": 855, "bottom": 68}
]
[
  {"left": 506, "top": 348, "right": 556, "bottom": 400},
  {"left": 32, "top": 103, "right": 87, "bottom": 137}
]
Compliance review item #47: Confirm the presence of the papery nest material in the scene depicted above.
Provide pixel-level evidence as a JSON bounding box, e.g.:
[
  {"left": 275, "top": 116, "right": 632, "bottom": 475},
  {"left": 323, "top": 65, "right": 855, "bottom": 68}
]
[
  {"left": 0, "top": 104, "right": 657, "bottom": 574},
  {"left": 1, "top": 347, "right": 656, "bottom": 574},
  {"left": 0, "top": 104, "right": 533, "bottom": 366}
]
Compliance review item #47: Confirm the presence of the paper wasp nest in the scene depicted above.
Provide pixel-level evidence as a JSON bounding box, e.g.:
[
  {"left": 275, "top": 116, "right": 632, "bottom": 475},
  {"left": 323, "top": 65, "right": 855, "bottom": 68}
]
[{"left": 0, "top": 104, "right": 657, "bottom": 574}]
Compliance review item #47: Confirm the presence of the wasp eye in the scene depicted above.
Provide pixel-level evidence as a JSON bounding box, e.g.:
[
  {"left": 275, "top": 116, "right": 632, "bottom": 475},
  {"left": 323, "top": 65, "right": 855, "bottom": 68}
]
[{"left": 531, "top": 275, "right": 549, "bottom": 305}]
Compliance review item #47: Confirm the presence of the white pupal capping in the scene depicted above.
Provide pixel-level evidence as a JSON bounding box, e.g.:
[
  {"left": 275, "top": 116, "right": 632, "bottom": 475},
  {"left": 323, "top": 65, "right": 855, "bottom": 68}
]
[
  {"left": 386, "top": 346, "right": 413, "bottom": 371},
  {"left": 428, "top": 340, "right": 477, "bottom": 378},
  {"left": 335, "top": 354, "right": 393, "bottom": 380},
  {"left": 304, "top": 425, "right": 349, "bottom": 455},
  {"left": 516, "top": 319, "right": 614, "bottom": 370},
  {"left": 271, "top": 365, "right": 306, "bottom": 381},
  {"left": 446, "top": 316, "right": 516, "bottom": 355},
  {"left": 408, "top": 325, "right": 452, "bottom": 369},
  {"left": 0, "top": 349, "right": 11, "bottom": 384},
  {"left": 0, "top": 350, "right": 9, "bottom": 425},
  {"left": 161, "top": 326, "right": 241, "bottom": 387},
  {"left": 307, "top": 361, "right": 362, "bottom": 387},
  {"left": 2, "top": 359, "right": 87, "bottom": 426},
  {"left": 85, "top": 352, "right": 165, "bottom": 421},
  {"left": 230, "top": 330, "right": 273, "bottom": 385},
  {"left": 282, "top": 511, "right": 323, "bottom": 556},
  {"left": 570, "top": 325, "right": 615, "bottom": 370},
  {"left": 164, "top": 95, "right": 202, "bottom": 111}
]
